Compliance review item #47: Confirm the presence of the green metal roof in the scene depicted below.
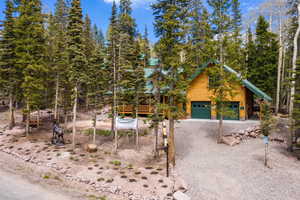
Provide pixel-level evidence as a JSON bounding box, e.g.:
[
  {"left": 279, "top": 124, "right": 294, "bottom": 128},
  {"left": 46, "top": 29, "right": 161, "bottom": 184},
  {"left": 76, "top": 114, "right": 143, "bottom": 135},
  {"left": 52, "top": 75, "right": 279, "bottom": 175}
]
[{"left": 190, "top": 60, "right": 272, "bottom": 101}]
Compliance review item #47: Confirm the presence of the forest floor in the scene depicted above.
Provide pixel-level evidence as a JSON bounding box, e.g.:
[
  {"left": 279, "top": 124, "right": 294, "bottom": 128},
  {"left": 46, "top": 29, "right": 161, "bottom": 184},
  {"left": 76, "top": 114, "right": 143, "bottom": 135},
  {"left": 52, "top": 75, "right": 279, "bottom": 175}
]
[
  {"left": 0, "top": 108, "right": 179, "bottom": 200},
  {"left": 175, "top": 119, "right": 300, "bottom": 200}
]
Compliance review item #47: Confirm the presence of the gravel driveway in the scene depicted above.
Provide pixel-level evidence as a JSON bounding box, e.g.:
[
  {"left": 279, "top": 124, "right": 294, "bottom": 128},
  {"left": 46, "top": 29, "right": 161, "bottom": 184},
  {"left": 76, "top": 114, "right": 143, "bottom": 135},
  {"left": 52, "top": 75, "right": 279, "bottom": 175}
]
[{"left": 175, "top": 120, "right": 300, "bottom": 200}]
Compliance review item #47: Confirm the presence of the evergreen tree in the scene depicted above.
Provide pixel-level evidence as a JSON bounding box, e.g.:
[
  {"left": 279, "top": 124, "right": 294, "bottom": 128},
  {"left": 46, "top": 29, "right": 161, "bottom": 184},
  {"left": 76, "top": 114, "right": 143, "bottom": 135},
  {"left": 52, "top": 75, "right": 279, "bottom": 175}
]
[
  {"left": 14, "top": 0, "right": 47, "bottom": 136},
  {"left": 67, "top": 0, "right": 86, "bottom": 148},
  {"left": 207, "top": 0, "right": 232, "bottom": 63},
  {"left": 293, "top": 58, "right": 300, "bottom": 133},
  {"left": 87, "top": 41, "right": 106, "bottom": 145},
  {"left": 83, "top": 14, "right": 96, "bottom": 110},
  {"left": 140, "top": 26, "right": 151, "bottom": 68},
  {"left": 0, "top": 0, "right": 20, "bottom": 129},
  {"left": 107, "top": 1, "right": 119, "bottom": 150},
  {"left": 48, "top": 0, "right": 70, "bottom": 121},
  {"left": 118, "top": 0, "right": 137, "bottom": 114},
  {"left": 245, "top": 27, "right": 256, "bottom": 78},
  {"left": 92, "top": 24, "right": 105, "bottom": 48},
  {"left": 248, "top": 16, "right": 278, "bottom": 98},
  {"left": 188, "top": 0, "right": 215, "bottom": 68},
  {"left": 152, "top": 0, "right": 191, "bottom": 165},
  {"left": 224, "top": 0, "right": 243, "bottom": 71}
]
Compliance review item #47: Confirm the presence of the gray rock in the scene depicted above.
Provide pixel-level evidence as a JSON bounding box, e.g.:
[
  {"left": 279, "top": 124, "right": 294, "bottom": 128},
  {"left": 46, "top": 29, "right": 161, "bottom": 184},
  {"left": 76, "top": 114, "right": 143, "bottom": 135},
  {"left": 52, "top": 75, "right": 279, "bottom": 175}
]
[{"left": 173, "top": 191, "right": 191, "bottom": 200}]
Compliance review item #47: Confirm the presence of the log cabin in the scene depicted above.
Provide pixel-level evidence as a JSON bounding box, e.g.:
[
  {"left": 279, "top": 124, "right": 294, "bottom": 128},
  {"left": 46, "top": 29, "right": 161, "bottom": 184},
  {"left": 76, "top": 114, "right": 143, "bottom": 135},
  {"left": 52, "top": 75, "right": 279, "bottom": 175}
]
[{"left": 118, "top": 59, "right": 272, "bottom": 120}]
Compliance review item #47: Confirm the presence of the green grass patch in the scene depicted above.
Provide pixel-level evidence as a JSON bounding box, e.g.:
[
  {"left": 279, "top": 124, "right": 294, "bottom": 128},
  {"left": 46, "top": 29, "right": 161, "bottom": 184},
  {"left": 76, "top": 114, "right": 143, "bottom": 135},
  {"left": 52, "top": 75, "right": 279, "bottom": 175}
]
[{"left": 109, "top": 160, "right": 121, "bottom": 166}]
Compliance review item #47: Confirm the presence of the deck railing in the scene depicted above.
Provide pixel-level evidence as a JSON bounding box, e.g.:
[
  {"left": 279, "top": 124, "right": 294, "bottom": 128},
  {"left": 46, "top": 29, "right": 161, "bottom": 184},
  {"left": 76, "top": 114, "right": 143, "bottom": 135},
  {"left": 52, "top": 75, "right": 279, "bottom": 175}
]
[{"left": 118, "top": 105, "right": 154, "bottom": 114}]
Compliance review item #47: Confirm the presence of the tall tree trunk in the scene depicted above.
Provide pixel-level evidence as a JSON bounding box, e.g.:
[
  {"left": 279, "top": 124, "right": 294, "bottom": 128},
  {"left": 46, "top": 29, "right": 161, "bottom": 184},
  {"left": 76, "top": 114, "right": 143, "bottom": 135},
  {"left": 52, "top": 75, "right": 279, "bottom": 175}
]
[
  {"left": 72, "top": 86, "right": 78, "bottom": 149},
  {"left": 113, "top": 42, "right": 118, "bottom": 152},
  {"left": 289, "top": 4, "right": 300, "bottom": 150},
  {"left": 37, "top": 110, "right": 40, "bottom": 128},
  {"left": 64, "top": 110, "right": 68, "bottom": 130},
  {"left": 54, "top": 75, "right": 59, "bottom": 120},
  {"left": 135, "top": 93, "right": 139, "bottom": 149},
  {"left": 86, "top": 93, "right": 89, "bottom": 111},
  {"left": 25, "top": 102, "right": 30, "bottom": 137},
  {"left": 8, "top": 92, "right": 15, "bottom": 130},
  {"left": 218, "top": 108, "right": 224, "bottom": 143},
  {"left": 276, "top": 14, "right": 283, "bottom": 115},
  {"left": 168, "top": 87, "right": 176, "bottom": 166},
  {"left": 93, "top": 110, "right": 96, "bottom": 144}
]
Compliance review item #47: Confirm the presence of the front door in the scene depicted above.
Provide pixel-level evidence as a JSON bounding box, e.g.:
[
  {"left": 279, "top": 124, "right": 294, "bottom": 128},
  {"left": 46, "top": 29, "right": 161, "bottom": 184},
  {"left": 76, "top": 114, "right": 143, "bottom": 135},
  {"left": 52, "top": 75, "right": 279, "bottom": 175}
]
[{"left": 191, "top": 101, "right": 211, "bottom": 119}]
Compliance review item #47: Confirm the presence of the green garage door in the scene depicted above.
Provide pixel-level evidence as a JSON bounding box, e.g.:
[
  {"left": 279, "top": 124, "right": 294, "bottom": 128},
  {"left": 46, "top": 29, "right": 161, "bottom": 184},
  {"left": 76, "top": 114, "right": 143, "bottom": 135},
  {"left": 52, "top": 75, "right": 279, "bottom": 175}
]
[
  {"left": 191, "top": 101, "right": 211, "bottom": 119},
  {"left": 217, "top": 102, "right": 240, "bottom": 120}
]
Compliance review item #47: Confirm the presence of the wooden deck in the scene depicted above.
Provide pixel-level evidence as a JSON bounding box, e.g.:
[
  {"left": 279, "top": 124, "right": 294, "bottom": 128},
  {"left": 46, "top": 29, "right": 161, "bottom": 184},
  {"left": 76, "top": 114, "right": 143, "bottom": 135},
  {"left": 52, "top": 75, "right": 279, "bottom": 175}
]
[{"left": 118, "top": 105, "right": 155, "bottom": 115}]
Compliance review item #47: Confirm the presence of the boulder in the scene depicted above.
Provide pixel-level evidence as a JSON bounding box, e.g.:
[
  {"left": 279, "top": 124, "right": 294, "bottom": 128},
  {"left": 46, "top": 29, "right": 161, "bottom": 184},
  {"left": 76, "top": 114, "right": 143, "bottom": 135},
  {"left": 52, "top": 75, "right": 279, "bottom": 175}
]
[
  {"left": 222, "top": 136, "right": 240, "bottom": 146},
  {"left": 173, "top": 191, "right": 191, "bottom": 200},
  {"left": 86, "top": 144, "right": 97, "bottom": 153}
]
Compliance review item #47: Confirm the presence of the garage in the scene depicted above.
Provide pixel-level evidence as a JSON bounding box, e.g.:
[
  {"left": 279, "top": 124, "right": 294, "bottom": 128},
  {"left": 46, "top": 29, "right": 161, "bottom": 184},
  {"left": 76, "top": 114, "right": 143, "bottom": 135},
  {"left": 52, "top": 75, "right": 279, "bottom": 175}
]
[
  {"left": 191, "top": 101, "right": 211, "bottom": 119},
  {"left": 217, "top": 102, "right": 240, "bottom": 120}
]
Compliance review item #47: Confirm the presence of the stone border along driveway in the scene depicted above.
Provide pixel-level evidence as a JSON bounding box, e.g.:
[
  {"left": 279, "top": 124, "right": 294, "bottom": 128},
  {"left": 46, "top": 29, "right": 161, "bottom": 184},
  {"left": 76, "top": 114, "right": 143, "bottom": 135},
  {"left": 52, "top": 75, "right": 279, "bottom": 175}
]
[
  {"left": 0, "top": 126, "right": 177, "bottom": 200},
  {"left": 175, "top": 120, "right": 300, "bottom": 200}
]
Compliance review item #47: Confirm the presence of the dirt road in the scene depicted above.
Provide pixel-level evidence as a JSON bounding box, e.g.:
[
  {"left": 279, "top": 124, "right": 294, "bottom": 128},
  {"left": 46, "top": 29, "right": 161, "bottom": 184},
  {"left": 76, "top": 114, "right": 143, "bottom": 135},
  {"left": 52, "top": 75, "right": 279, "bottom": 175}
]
[{"left": 0, "top": 169, "right": 72, "bottom": 200}]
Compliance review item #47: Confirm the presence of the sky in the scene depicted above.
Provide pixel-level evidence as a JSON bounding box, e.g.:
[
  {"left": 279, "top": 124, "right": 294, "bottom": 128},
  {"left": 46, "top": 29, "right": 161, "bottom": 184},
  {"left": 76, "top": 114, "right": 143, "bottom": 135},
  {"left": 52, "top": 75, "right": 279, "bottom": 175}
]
[{"left": 0, "top": 0, "right": 264, "bottom": 43}]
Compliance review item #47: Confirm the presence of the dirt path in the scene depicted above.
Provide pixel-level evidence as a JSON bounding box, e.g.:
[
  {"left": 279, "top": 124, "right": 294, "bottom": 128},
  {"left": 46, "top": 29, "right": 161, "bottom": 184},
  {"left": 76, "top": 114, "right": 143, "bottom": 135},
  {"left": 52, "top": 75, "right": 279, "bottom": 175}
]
[
  {"left": 0, "top": 151, "right": 79, "bottom": 200},
  {"left": 175, "top": 120, "right": 300, "bottom": 200},
  {"left": 0, "top": 169, "right": 72, "bottom": 200}
]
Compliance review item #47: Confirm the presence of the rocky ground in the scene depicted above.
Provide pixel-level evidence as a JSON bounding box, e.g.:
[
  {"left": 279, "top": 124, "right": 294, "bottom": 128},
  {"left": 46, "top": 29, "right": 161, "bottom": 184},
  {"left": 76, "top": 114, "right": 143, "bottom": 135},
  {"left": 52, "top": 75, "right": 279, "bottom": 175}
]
[
  {"left": 0, "top": 109, "right": 186, "bottom": 200},
  {"left": 175, "top": 119, "right": 300, "bottom": 200}
]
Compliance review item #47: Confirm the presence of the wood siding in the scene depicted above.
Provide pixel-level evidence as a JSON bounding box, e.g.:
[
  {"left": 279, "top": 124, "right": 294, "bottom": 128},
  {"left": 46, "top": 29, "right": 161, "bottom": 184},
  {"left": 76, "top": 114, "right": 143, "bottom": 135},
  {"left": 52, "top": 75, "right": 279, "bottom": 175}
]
[{"left": 186, "top": 71, "right": 247, "bottom": 120}]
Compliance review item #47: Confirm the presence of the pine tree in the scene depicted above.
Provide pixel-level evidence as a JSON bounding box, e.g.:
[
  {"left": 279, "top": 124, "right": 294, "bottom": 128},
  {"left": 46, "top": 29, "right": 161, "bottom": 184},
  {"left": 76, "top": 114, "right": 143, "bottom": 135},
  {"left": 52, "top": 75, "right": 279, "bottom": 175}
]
[
  {"left": 207, "top": 0, "right": 232, "bottom": 63},
  {"left": 132, "top": 39, "right": 145, "bottom": 148},
  {"left": 140, "top": 26, "right": 151, "bottom": 68},
  {"left": 118, "top": 0, "right": 137, "bottom": 114},
  {"left": 248, "top": 16, "right": 278, "bottom": 98},
  {"left": 152, "top": 0, "right": 191, "bottom": 165},
  {"left": 92, "top": 24, "right": 105, "bottom": 48},
  {"left": 52, "top": 0, "right": 71, "bottom": 121},
  {"left": 188, "top": 0, "right": 215, "bottom": 68},
  {"left": 293, "top": 59, "right": 300, "bottom": 130},
  {"left": 224, "top": 0, "right": 243, "bottom": 72},
  {"left": 14, "top": 0, "right": 47, "bottom": 136},
  {"left": 0, "top": 0, "right": 20, "bottom": 129},
  {"left": 87, "top": 41, "right": 106, "bottom": 145},
  {"left": 83, "top": 14, "right": 96, "bottom": 110},
  {"left": 67, "top": 0, "right": 86, "bottom": 148},
  {"left": 244, "top": 28, "right": 256, "bottom": 78},
  {"left": 107, "top": 1, "right": 119, "bottom": 151}
]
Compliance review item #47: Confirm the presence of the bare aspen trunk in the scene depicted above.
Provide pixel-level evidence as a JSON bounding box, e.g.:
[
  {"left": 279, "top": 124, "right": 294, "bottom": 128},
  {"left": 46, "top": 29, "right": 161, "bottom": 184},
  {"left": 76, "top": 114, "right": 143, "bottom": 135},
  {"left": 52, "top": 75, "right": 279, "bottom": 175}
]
[
  {"left": 264, "top": 143, "right": 269, "bottom": 167},
  {"left": 86, "top": 93, "right": 89, "bottom": 111},
  {"left": 54, "top": 75, "right": 59, "bottom": 120},
  {"left": 289, "top": 4, "right": 300, "bottom": 150},
  {"left": 154, "top": 95, "right": 159, "bottom": 158},
  {"left": 8, "top": 93, "right": 15, "bottom": 130},
  {"left": 37, "top": 110, "right": 40, "bottom": 128},
  {"left": 281, "top": 47, "right": 286, "bottom": 91},
  {"left": 135, "top": 94, "right": 139, "bottom": 149},
  {"left": 168, "top": 93, "right": 176, "bottom": 166},
  {"left": 218, "top": 112, "right": 224, "bottom": 143},
  {"left": 26, "top": 103, "right": 30, "bottom": 137},
  {"left": 275, "top": 14, "right": 283, "bottom": 115},
  {"left": 168, "top": 116, "right": 175, "bottom": 166},
  {"left": 93, "top": 111, "right": 96, "bottom": 144},
  {"left": 113, "top": 41, "right": 118, "bottom": 152},
  {"left": 72, "top": 86, "right": 78, "bottom": 149},
  {"left": 64, "top": 110, "right": 68, "bottom": 130}
]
